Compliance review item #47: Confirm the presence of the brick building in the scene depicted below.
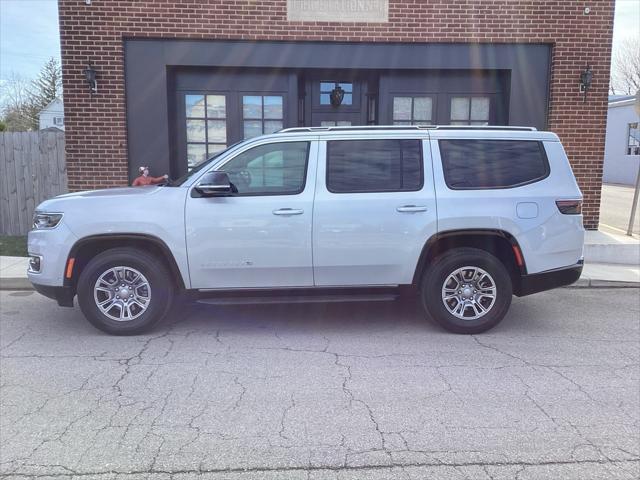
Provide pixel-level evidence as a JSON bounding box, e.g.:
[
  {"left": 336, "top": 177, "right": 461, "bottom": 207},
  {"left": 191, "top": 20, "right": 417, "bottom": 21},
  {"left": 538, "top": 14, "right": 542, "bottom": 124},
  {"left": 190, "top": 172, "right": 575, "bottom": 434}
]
[{"left": 58, "top": 0, "right": 615, "bottom": 229}]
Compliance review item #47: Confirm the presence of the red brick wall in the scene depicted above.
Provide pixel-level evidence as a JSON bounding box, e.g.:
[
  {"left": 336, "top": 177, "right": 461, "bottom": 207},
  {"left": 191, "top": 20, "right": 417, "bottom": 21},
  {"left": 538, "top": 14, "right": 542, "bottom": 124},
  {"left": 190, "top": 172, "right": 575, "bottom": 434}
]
[{"left": 58, "top": 0, "right": 615, "bottom": 229}]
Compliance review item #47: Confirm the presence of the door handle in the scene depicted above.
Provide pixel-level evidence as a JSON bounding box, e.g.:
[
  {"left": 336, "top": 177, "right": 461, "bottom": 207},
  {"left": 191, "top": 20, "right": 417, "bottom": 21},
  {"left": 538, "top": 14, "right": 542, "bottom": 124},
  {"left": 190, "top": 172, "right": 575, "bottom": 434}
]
[
  {"left": 396, "top": 205, "right": 428, "bottom": 213},
  {"left": 272, "top": 208, "right": 304, "bottom": 216}
]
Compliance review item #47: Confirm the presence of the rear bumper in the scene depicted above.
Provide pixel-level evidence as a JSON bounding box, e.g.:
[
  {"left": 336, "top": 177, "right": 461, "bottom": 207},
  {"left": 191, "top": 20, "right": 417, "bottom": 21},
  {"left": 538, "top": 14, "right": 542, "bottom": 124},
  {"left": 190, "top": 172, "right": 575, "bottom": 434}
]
[
  {"left": 32, "top": 283, "right": 75, "bottom": 307},
  {"left": 515, "top": 261, "right": 583, "bottom": 297}
]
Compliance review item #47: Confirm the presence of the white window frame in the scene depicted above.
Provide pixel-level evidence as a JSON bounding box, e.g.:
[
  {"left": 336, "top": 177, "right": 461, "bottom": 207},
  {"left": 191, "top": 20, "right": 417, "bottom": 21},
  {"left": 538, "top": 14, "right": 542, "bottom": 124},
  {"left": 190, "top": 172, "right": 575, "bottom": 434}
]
[{"left": 627, "top": 122, "right": 640, "bottom": 156}]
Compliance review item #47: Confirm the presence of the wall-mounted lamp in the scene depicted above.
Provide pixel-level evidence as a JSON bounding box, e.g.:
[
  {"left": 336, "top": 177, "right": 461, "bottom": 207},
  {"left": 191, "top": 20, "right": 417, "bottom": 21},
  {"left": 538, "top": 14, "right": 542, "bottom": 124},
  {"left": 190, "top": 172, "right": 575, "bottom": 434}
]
[
  {"left": 83, "top": 64, "right": 97, "bottom": 95},
  {"left": 579, "top": 65, "right": 593, "bottom": 103}
]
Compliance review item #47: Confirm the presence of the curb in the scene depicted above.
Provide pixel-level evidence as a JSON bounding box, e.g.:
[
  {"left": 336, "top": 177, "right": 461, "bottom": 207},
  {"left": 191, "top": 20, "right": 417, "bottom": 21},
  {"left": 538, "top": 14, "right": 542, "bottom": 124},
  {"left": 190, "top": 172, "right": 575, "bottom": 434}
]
[
  {"left": 584, "top": 244, "right": 640, "bottom": 266},
  {"left": 569, "top": 278, "right": 640, "bottom": 289},
  {"left": 1, "top": 278, "right": 638, "bottom": 292}
]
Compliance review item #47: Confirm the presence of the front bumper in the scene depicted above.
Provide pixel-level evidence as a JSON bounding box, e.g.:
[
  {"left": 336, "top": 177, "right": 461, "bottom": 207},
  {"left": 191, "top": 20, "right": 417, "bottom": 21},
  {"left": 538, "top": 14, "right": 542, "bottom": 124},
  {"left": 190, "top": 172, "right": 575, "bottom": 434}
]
[
  {"left": 515, "top": 260, "right": 583, "bottom": 297},
  {"left": 32, "top": 283, "right": 75, "bottom": 307},
  {"left": 28, "top": 223, "right": 78, "bottom": 287}
]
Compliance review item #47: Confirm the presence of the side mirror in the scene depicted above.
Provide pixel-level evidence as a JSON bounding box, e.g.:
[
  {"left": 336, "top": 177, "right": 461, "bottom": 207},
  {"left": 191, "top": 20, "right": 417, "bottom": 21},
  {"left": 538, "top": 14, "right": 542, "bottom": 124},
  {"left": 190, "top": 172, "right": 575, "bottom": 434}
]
[{"left": 195, "top": 171, "right": 233, "bottom": 197}]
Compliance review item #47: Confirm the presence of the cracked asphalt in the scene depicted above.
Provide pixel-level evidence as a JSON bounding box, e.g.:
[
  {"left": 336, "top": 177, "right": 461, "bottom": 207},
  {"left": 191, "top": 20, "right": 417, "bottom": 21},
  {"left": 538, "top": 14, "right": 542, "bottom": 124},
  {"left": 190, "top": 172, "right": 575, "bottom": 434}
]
[{"left": 0, "top": 288, "right": 639, "bottom": 479}]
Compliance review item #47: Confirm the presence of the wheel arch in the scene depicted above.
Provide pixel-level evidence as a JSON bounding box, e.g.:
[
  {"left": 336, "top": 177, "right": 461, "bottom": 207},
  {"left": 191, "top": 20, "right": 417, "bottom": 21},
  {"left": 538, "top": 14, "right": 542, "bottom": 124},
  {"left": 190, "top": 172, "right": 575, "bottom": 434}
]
[
  {"left": 64, "top": 234, "right": 186, "bottom": 292},
  {"left": 412, "top": 229, "right": 526, "bottom": 290}
]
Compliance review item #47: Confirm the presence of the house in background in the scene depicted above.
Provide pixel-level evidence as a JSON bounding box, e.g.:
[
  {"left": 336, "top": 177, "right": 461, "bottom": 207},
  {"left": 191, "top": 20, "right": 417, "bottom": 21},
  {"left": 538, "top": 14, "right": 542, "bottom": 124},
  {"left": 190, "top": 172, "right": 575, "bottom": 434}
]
[
  {"left": 38, "top": 97, "right": 64, "bottom": 131},
  {"left": 603, "top": 95, "right": 639, "bottom": 186}
]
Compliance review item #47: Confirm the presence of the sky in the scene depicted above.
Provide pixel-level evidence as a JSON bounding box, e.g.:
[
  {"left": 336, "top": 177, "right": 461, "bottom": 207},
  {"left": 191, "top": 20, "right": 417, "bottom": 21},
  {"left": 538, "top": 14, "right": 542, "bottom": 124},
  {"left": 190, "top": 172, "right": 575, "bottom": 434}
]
[
  {"left": 0, "top": 0, "right": 61, "bottom": 81},
  {"left": 613, "top": 0, "right": 640, "bottom": 52},
  {"left": 0, "top": 0, "right": 639, "bottom": 85}
]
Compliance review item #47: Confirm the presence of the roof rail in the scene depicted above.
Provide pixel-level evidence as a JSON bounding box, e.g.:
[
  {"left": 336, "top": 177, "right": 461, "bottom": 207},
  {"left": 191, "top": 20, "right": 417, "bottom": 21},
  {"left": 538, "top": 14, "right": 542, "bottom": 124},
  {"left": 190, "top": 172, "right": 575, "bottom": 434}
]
[
  {"left": 278, "top": 125, "right": 432, "bottom": 133},
  {"left": 433, "top": 125, "right": 537, "bottom": 131},
  {"left": 278, "top": 125, "right": 537, "bottom": 133}
]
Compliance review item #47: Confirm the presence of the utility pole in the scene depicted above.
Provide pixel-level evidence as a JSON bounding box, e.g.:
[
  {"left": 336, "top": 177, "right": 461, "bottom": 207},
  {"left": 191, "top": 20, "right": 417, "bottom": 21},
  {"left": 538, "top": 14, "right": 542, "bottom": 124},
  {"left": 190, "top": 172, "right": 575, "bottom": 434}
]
[{"left": 627, "top": 92, "right": 640, "bottom": 236}]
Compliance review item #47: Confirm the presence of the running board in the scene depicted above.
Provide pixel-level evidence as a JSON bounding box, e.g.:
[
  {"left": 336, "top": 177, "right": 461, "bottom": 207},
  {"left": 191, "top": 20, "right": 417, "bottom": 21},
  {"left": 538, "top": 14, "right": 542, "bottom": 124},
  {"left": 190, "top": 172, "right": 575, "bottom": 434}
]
[{"left": 196, "top": 293, "right": 399, "bottom": 306}]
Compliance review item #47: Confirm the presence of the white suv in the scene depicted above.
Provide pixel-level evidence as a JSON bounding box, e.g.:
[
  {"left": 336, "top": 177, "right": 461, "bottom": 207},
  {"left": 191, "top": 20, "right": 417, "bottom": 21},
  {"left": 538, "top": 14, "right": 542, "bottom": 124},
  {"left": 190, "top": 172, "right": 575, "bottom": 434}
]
[{"left": 28, "top": 126, "right": 584, "bottom": 335}]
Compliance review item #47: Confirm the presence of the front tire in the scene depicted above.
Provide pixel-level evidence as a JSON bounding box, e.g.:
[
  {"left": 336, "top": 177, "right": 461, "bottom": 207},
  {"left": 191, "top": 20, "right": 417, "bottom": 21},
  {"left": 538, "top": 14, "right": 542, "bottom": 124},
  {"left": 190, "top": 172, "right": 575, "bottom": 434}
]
[
  {"left": 77, "top": 248, "right": 174, "bottom": 335},
  {"left": 421, "top": 248, "right": 512, "bottom": 334}
]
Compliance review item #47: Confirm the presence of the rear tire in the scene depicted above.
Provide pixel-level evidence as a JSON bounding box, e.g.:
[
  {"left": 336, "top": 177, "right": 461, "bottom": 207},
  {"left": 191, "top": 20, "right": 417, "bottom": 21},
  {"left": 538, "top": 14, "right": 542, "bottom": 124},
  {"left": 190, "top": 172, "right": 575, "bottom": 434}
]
[
  {"left": 77, "top": 248, "right": 174, "bottom": 335},
  {"left": 421, "top": 247, "right": 512, "bottom": 334}
]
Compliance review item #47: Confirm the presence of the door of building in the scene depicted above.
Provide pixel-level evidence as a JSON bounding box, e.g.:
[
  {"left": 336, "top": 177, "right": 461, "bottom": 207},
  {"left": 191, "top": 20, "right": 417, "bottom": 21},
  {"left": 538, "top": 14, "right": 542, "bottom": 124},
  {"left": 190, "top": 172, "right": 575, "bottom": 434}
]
[
  {"left": 307, "top": 78, "right": 370, "bottom": 127},
  {"left": 311, "top": 112, "right": 362, "bottom": 127}
]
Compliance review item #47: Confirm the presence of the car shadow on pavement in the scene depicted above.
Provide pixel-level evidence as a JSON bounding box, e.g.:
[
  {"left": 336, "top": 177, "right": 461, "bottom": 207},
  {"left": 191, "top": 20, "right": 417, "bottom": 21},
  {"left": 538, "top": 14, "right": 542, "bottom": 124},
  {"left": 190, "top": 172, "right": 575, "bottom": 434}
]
[
  {"left": 157, "top": 294, "right": 546, "bottom": 337},
  {"left": 5, "top": 289, "right": 552, "bottom": 338},
  {"left": 164, "top": 296, "right": 433, "bottom": 333}
]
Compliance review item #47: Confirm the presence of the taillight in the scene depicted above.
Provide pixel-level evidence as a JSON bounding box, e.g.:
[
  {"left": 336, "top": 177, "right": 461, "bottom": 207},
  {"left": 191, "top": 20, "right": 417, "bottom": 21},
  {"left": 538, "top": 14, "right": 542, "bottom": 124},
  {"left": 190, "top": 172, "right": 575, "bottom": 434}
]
[{"left": 556, "top": 199, "right": 582, "bottom": 215}]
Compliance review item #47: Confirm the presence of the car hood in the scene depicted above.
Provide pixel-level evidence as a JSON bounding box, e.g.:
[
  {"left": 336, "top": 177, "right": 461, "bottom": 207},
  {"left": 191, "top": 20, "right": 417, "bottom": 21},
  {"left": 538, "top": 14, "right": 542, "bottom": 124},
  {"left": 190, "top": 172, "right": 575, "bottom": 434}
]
[
  {"left": 54, "top": 186, "right": 164, "bottom": 199},
  {"left": 35, "top": 186, "right": 179, "bottom": 213}
]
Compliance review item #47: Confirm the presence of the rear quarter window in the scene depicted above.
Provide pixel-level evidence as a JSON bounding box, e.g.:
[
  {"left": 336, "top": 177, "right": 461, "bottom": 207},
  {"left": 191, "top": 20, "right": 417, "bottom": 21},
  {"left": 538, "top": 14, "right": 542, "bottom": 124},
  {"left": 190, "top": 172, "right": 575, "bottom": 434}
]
[{"left": 439, "top": 139, "right": 550, "bottom": 189}]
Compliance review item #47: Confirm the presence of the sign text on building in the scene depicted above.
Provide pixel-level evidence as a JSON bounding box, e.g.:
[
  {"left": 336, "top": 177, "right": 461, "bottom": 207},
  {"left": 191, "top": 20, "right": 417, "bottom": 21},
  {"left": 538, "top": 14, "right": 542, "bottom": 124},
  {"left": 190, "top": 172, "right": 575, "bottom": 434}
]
[{"left": 287, "top": 0, "right": 389, "bottom": 23}]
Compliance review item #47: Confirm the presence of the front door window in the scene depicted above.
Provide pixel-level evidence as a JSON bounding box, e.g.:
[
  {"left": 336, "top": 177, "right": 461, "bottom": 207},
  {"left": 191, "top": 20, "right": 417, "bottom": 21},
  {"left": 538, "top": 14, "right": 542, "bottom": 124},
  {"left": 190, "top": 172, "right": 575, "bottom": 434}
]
[
  {"left": 219, "top": 141, "right": 309, "bottom": 195},
  {"left": 320, "top": 81, "right": 353, "bottom": 106},
  {"left": 311, "top": 79, "right": 363, "bottom": 127}
]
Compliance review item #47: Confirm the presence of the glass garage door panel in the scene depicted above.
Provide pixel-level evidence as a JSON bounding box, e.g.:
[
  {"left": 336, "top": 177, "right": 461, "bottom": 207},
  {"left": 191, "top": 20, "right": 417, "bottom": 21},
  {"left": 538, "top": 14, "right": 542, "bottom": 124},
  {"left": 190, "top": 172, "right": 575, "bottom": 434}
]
[
  {"left": 242, "top": 95, "right": 284, "bottom": 139},
  {"left": 185, "top": 94, "right": 227, "bottom": 168},
  {"left": 392, "top": 96, "right": 433, "bottom": 126},
  {"left": 450, "top": 96, "right": 490, "bottom": 125}
]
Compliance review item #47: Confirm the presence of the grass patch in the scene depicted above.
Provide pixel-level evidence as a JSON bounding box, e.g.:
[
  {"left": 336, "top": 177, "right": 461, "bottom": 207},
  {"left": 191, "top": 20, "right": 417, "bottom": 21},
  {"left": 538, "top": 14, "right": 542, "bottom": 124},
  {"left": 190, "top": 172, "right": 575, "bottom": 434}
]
[{"left": 0, "top": 236, "right": 28, "bottom": 257}]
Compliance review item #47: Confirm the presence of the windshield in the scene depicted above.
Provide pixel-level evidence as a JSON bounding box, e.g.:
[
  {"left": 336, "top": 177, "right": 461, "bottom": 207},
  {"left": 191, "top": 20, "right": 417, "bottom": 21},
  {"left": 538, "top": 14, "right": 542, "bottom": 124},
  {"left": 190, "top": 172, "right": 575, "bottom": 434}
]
[{"left": 169, "top": 143, "right": 241, "bottom": 186}]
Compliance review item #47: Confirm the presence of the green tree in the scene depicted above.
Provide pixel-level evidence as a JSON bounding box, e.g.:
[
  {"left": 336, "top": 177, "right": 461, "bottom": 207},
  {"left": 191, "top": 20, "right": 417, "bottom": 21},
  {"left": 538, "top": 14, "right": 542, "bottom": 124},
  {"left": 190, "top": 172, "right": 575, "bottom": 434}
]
[
  {"left": 29, "top": 57, "right": 62, "bottom": 113},
  {"left": 0, "top": 72, "right": 34, "bottom": 131},
  {"left": 0, "top": 119, "right": 6, "bottom": 131},
  {"left": 0, "top": 58, "right": 62, "bottom": 131}
]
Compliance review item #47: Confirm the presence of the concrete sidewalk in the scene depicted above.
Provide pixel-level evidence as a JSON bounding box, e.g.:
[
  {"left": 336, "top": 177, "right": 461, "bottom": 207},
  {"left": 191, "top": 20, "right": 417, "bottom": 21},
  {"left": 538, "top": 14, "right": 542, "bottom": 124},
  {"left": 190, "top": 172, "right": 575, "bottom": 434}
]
[
  {"left": 584, "top": 229, "right": 640, "bottom": 265},
  {"left": 0, "top": 256, "right": 31, "bottom": 290},
  {"left": 1, "top": 254, "right": 638, "bottom": 291}
]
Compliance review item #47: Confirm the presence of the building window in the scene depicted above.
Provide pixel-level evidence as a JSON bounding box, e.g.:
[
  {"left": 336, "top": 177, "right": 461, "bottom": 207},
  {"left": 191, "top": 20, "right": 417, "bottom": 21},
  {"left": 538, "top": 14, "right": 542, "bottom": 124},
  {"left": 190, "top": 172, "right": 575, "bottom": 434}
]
[
  {"left": 627, "top": 122, "right": 640, "bottom": 155},
  {"left": 243, "top": 95, "right": 284, "bottom": 139},
  {"left": 185, "top": 94, "right": 227, "bottom": 168},
  {"left": 450, "top": 96, "right": 490, "bottom": 125},
  {"left": 53, "top": 116, "right": 64, "bottom": 126},
  {"left": 320, "top": 82, "right": 353, "bottom": 106},
  {"left": 320, "top": 121, "right": 352, "bottom": 127},
  {"left": 393, "top": 96, "right": 433, "bottom": 125},
  {"left": 367, "top": 94, "right": 377, "bottom": 125}
]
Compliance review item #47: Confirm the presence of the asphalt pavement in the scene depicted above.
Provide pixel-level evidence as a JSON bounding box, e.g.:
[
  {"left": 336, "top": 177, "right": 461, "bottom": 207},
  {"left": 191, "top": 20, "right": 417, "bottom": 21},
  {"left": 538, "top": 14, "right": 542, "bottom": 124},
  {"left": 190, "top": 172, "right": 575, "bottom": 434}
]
[{"left": 1, "top": 289, "right": 639, "bottom": 479}]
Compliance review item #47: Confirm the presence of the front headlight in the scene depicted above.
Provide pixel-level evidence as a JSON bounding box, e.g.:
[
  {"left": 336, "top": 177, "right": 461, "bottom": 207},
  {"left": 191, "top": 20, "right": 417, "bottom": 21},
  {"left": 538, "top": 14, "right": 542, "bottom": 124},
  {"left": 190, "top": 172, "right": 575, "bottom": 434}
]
[{"left": 33, "top": 212, "right": 63, "bottom": 229}]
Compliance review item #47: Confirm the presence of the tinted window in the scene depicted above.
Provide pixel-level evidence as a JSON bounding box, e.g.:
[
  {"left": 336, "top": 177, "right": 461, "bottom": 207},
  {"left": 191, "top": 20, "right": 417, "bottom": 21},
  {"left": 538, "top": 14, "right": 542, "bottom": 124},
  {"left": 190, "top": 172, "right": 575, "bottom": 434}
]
[
  {"left": 439, "top": 139, "right": 549, "bottom": 189},
  {"left": 220, "top": 141, "right": 309, "bottom": 195},
  {"left": 327, "top": 139, "right": 423, "bottom": 193}
]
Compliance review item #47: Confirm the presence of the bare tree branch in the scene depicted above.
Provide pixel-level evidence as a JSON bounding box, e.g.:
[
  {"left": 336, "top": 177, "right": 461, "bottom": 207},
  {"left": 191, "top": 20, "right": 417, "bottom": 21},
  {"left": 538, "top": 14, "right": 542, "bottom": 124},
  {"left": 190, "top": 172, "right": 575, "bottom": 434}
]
[
  {"left": 610, "top": 36, "right": 640, "bottom": 96},
  {"left": 0, "top": 72, "right": 37, "bottom": 131}
]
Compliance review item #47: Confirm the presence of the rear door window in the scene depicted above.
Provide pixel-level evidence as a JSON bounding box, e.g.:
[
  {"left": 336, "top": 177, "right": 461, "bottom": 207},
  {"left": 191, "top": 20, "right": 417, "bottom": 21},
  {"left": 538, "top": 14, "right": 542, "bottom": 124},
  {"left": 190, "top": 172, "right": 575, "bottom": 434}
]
[
  {"left": 439, "top": 139, "right": 549, "bottom": 189},
  {"left": 326, "top": 139, "right": 423, "bottom": 193}
]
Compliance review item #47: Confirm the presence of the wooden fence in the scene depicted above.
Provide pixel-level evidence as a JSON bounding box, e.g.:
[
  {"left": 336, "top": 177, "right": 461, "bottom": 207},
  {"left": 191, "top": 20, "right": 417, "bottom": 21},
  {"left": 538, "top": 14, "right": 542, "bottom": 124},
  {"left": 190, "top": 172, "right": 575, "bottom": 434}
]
[{"left": 0, "top": 131, "right": 67, "bottom": 236}]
